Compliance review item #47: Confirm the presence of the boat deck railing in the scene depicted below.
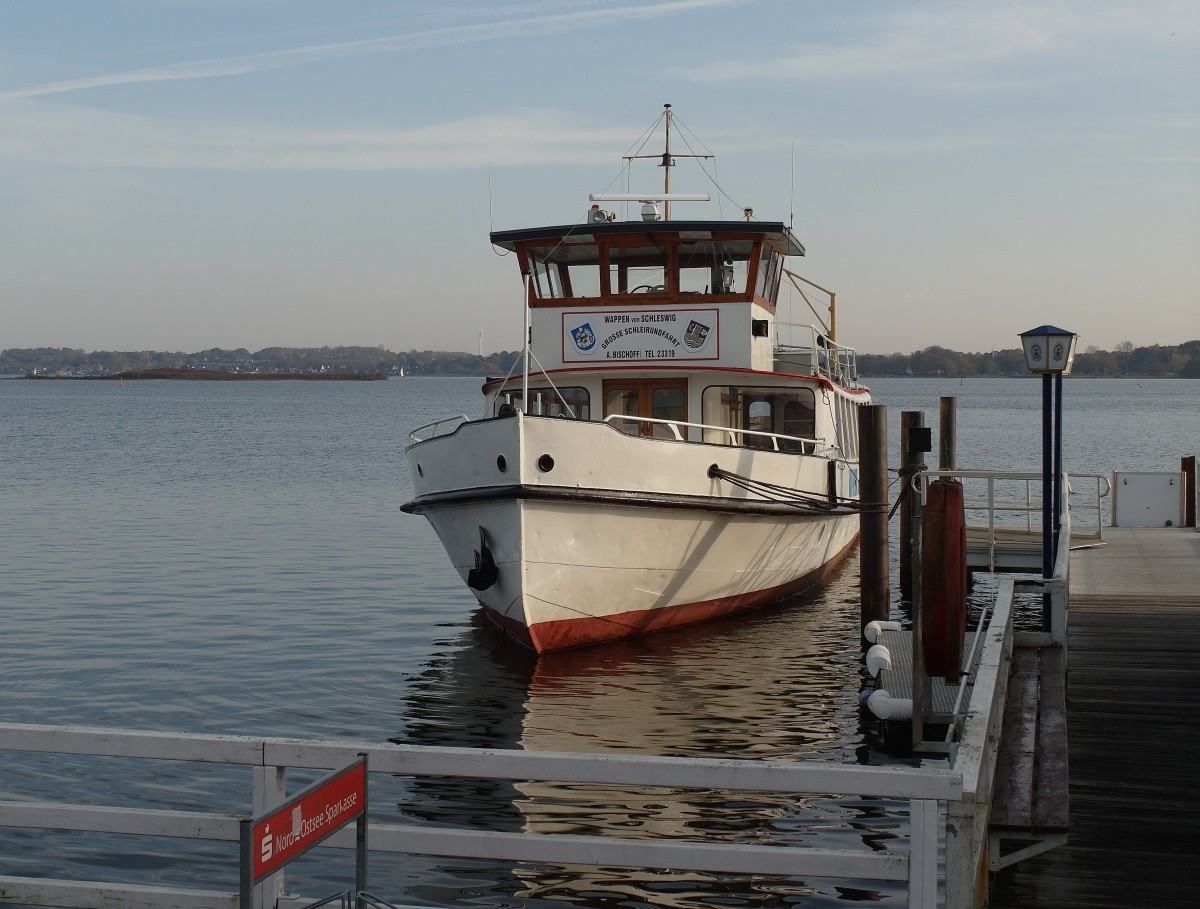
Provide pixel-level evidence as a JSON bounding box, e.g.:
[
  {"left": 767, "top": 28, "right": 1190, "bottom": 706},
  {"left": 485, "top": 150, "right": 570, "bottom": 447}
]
[
  {"left": 773, "top": 322, "right": 861, "bottom": 388},
  {"left": 0, "top": 722, "right": 961, "bottom": 909},
  {"left": 407, "top": 414, "right": 470, "bottom": 444},
  {"left": 408, "top": 410, "right": 834, "bottom": 456},
  {"left": 602, "top": 413, "right": 831, "bottom": 453}
]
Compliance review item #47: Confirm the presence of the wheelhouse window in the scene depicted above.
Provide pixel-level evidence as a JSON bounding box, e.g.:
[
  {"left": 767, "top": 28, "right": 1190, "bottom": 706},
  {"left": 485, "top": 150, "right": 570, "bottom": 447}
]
[
  {"left": 608, "top": 244, "right": 666, "bottom": 294},
  {"left": 702, "top": 385, "right": 817, "bottom": 451},
  {"left": 677, "top": 239, "right": 753, "bottom": 295},
  {"left": 528, "top": 245, "right": 602, "bottom": 300},
  {"left": 756, "top": 246, "right": 783, "bottom": 300},
  {"left": 521, "top": 234, "right": 762, "bottom": 303},
  {"left": 494, "top": 386, "right": 590, "bottom": 419}
]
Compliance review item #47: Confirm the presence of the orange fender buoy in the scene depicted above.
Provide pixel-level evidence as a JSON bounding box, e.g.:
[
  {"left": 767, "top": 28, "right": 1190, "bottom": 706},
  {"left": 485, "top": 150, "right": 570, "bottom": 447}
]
[{"left": 921, "top": 478, "right": 968, "bottom": 682}]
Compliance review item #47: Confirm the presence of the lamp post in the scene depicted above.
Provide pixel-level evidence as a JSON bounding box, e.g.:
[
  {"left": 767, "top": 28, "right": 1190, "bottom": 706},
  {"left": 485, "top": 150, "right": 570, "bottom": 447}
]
[{"left": 1020, "top": 325, "right": 1078, "bottom": 630}]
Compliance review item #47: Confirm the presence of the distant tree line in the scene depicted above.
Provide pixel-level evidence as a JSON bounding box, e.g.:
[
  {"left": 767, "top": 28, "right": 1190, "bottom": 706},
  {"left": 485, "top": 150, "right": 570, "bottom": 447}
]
[
  {"left": 857, "top": 340, "right": 1200, "bottom": 378},
  {"left": 3, "top": 340, "right": 1197, "bottom": 379},
  {"left": 0, "top": 346, "right": 524, "bottom": 378}
]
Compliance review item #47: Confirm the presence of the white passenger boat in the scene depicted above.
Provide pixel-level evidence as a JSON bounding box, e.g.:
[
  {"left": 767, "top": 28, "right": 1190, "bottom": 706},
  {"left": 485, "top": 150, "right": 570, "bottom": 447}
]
[{"left": 403, "top": 107, "right": 871, "bottom": 653}]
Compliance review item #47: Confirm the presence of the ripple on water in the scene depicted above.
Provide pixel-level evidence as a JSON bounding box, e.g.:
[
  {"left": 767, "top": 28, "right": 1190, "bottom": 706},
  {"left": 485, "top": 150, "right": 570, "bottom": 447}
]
[{"left": 19, "top": 378, "right": 1188, "bottom": 901}]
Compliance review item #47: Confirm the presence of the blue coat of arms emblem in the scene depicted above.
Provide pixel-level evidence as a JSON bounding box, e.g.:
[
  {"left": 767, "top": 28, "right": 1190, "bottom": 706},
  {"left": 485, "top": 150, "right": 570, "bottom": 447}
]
[{"left": 570, "top": 322, "right": 596, "bottom": 352}]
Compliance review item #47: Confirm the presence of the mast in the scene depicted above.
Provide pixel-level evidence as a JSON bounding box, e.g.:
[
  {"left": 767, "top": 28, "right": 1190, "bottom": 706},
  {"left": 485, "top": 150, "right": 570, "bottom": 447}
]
[
  {"left": 662, "top": 103, "right": 672, "bottom": 219},
  {"left": 621, "top": 103, "right": 712, "bottom": 221}
]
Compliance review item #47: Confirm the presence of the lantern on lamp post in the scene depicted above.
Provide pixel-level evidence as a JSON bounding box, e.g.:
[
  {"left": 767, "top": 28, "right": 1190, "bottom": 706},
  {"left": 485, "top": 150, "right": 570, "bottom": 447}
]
[{"left": 1019, "top": 325, "right": 1078, "bottom": 617}]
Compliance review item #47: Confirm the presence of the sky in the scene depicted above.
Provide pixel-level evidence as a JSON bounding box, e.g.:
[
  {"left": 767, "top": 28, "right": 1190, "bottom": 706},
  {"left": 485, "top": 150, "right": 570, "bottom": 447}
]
[{"left": 1, "top": 0, "right": 1196, "bottom": 357}]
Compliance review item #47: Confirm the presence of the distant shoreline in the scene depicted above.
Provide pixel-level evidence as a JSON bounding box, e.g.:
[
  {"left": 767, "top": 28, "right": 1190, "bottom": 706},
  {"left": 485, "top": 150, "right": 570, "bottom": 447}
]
[{"left": 23, "top": 368, "right": 388, "bottom": 381}]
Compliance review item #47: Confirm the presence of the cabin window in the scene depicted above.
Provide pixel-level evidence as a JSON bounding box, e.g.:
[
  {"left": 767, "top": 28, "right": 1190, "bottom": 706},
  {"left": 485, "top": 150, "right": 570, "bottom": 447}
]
[
  {"left": 756, "top": 246, "right": 783, "bottom": 301},
  {"left": 527, "top": 245, "right": 602, "bottom": 300},
  {"left": 678, "top": 243, "right": 724, "bottom": 294},
  {"left": 652, "top": 386, "right": 686, "bottom": 426},
  {"left": 497, "top": 386, "right": 590, "bottom": 419},
  {"left": 522, "top": 236, "right": 762, "bottom": 303},
  {"left": 605, "top": 386, "right": 640, "bottom": 434},
  {"left": 834, "top": 395, "right": 859, "bottom": 458},
  {"left": 603, "top": 379, "right": 688, "bottom": 438},
  {"left": 607, "top": 245, "right": 667, "bottom": 294},
  {"left": 723, "top": 255, "right": 750, "bottom": 294},
  {"left": 702, "top": 385, "right": 817, "bottom": 451},
  {"left": 676, "top": 239, "right": 753, "bottom": 296},
  {"left": 530, "top": 257, "right": 561, "bottom": 298}
]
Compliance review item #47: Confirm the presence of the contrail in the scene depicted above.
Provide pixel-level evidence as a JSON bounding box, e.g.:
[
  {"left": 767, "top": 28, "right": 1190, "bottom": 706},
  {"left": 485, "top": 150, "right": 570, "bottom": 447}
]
[{"left": 0, "top": 0, "right": 743, "bottom": 102}]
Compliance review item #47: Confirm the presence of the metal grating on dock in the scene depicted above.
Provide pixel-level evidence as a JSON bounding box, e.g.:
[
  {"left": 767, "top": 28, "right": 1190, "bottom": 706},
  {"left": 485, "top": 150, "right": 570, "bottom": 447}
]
[
  {"left": 989, "top": 528, "right": 1200, "bottom": 909},
  {"left": 874, "top": 628, "right": 978, "bottom": 719}
]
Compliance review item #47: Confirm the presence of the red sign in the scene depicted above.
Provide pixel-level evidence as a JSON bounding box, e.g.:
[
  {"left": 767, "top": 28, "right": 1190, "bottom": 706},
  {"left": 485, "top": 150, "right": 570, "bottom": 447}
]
[{"left": 251, "top": 757, "right": 367, "bottom": 882}]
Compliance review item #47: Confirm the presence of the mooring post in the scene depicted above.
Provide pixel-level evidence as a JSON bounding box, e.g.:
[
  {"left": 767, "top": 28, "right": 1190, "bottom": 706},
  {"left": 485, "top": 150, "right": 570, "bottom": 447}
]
[
  {"left": 1182, "top": 455, "right": 1196, "bottom": 529},
  {"left": 939, "top": 396, "right": 957, "bottom": 471},
  {"left": 899, "top": 411, "right": 928, "bottom": 601},
  {"left": 911, "top": 484, "right": 930, "bottom": 752},
  {"left": 859, "top": 404, "right": 889, "bottom": 640}
]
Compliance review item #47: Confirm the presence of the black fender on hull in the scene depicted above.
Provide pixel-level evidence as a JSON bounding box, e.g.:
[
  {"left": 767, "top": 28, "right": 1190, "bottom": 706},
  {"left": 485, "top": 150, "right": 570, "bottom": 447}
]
[{"left": 467, "top": 526, "right": 499, "bottom": 591}]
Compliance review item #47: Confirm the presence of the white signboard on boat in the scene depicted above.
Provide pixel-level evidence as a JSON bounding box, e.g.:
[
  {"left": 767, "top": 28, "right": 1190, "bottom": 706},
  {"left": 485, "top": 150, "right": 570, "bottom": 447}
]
[{"left": 561, "top": 308, "right": 720, "bottom": 363}]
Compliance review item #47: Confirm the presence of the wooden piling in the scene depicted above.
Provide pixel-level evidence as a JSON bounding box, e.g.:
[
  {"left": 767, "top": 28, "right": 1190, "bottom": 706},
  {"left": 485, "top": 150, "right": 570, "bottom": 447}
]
[
  {"left": 939, "top": 395, "right": 957, "bottom": 471},
  {"left": 858, "top": 404, "right": 890, "bottom": 637},
  {"left": 1183, "top": 455, "right": 1196, "bottom": 528},
  {"left": 900, "top": 411, "right": 927, "bottom": 601}
]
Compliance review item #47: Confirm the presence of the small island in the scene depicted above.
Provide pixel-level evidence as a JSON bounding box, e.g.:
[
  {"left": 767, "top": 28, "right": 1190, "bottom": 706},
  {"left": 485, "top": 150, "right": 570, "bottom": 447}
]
[
  {"left": 3, "top": 341, "right": 1198, "bottom": 379},
  {"left": 24, "top": 367, "right": 388, "bottom": 381}
]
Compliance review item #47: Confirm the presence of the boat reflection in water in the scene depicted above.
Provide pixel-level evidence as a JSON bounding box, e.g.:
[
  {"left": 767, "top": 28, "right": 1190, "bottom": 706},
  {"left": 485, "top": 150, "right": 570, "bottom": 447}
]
[{"left": 393, "top": 552, "right": 915, "bottom": 907}]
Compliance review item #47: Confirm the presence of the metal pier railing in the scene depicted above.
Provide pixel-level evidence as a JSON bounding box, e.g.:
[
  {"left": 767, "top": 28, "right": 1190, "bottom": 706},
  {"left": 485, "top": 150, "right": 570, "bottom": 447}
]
[
  {"left": 912, "top": 470, "right": 1110, "bottom": 572},
  {"left": 0, "top": 724, "right": 961, "bottom": 909}
]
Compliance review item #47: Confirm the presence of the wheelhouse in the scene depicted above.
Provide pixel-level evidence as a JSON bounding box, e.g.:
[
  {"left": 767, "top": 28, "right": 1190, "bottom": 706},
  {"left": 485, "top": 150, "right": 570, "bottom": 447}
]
[{"left": 491, "top": 219, "right": 804, "bottom": 312}]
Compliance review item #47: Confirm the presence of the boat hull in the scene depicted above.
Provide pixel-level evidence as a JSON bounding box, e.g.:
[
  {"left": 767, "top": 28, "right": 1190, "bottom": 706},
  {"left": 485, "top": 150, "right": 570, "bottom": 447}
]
[{"left": 405, "top": 414, "right": 860, "bottom": 653}]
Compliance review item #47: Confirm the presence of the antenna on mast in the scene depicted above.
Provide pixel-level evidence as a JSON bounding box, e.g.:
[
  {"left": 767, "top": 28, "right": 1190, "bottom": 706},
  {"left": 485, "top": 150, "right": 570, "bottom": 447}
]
[{"left": 789, "top": 140, "right": 796, "bottom": 230}]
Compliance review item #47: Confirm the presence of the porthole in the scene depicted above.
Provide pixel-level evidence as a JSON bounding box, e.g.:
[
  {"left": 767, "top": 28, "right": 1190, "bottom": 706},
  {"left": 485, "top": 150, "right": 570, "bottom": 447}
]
[
  {"left": 537, "top": 454, "right": 555, "bottom": 473},
  {"left": 496, "top": 455, "right": 507, "bottom": 473}
]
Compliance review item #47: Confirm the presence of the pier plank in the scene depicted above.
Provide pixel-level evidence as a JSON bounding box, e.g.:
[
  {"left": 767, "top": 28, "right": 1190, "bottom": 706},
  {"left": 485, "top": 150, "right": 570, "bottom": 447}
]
[
  {"left": 1032, "top": 647, "right": 1069, "bottom": 831},
  {"left": 990, "top": 529, "right": 1200, "bottom": 909},
  {"left": 989, "top": 647, "right": 1037, "bottom": 828}
]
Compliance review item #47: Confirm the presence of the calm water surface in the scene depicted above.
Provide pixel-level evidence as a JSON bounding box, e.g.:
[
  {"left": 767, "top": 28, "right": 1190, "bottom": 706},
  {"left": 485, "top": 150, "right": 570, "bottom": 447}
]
[{"left": 0, "top": 376, "right": 1195, "bottom": 905}]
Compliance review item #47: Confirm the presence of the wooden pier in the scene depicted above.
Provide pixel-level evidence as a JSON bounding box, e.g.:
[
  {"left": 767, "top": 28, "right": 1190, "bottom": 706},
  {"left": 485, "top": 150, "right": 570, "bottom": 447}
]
[{"left": 990, "top": 527, "right": 1200, "bottom": 908}]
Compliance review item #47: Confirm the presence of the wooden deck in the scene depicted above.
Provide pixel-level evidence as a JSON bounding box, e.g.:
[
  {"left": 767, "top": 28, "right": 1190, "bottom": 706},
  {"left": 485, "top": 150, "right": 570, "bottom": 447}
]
[{"left": 989, "top": 528, "right": 1200, "bottom": 908}]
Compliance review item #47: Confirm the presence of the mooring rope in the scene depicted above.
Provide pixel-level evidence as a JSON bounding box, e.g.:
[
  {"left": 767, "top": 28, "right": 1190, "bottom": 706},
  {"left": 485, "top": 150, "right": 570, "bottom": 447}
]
[
  {"left": 886, "top": 464, "right": 925, "bottom": 520},
  {"left": 706, "top": 463, "right": 874, "bottom": 515}
]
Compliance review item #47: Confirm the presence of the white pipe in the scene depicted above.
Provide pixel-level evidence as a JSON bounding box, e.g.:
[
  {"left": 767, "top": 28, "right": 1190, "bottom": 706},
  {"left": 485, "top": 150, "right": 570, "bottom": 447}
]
[
  {"left": 867, "top": 690, "right": 913, "bottom": 721},
  {"left": 865, "top": 644, "right": 893, "bottom": 677},
  {"left": 864, "top": 620, "right": 903, "bottom": 644},
  {"left": 589, "top": 193, "right": 710, "bottom": 202}
]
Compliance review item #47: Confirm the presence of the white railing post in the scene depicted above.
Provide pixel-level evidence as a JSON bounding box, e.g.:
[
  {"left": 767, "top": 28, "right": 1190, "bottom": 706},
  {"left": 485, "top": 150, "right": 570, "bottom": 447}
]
[
  {"left": 252, "top": 764, "right": 287, "bottom": 909},
  {"left": 987, "top": 476, "right": 997, "bottom": 571},
  {"left": 909, "top": 798, "right": 939, "bottom": 908}
]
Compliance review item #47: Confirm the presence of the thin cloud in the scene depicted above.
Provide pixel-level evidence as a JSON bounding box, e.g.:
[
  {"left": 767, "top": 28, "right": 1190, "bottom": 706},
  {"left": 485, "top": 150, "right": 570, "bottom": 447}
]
[
  {"left": 0, "top": 0, "right": 743, "bottom": 102},
  {"left": 674, "top": 0, "right": 1197, "bottom": 85},
  {"left": 0, "top": 103, "right": 629, "bottom": 171}
]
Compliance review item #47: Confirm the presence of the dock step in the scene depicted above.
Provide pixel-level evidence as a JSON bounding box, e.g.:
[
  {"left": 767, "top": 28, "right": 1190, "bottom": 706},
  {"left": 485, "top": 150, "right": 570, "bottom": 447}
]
[{"left": 989, "top": 643, "right": 1069, "bottom": 870}]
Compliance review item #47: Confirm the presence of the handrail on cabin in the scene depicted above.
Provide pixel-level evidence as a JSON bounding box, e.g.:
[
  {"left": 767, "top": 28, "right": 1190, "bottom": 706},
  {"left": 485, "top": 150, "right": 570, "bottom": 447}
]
[{"left": 600, "top": 413, "right": 830, "bottom": 454}]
